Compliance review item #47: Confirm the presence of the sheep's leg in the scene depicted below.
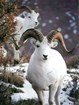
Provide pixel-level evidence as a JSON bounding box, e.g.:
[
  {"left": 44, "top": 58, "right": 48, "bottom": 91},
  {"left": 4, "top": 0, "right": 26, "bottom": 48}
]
[
  {"left": 55, "top": 80, "right": 63, "bottom": 105},
  {"left": 49, "top": 83, "right": 58, "bottom": 105},
  {"left": 55, "top": 85, "right": 61, "bottom": 105},
  {"left": 14, "top": 49, "right": 20, "bottom": 65},
  {"left": 33, "top": 86, "right": 45, "bottom": 105},
  {"left": 11, "top": 44, "right": 19, "bottom": 65}
]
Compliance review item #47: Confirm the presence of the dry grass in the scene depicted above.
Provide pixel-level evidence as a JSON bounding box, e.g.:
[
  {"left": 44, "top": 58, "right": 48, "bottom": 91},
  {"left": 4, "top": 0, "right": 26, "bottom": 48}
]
[
  {"left": 0, "top": 71, "right": 24, "bottom": 87},
  {"left": 20, "top": 55, "right": 30, "bottom": 64}
]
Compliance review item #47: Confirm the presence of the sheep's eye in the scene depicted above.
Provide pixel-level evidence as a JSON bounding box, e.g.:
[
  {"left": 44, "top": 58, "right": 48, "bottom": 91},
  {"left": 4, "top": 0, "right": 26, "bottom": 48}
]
[
  {"left": 36, "top": 45, "right": 40, "bottom": 48},
  {"left": 28, "top": 16, "right": 31, "bottom": 18}
]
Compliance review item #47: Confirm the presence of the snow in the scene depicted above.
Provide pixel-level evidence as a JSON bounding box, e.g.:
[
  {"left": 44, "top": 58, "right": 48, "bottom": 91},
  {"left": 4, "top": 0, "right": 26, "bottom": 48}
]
[
  {"left": 11, "top": 73, "right": 74, "bottom": 105},
  {"left": 73, "top": 29, "right": 77, "bottom": 34},
  {"left": 56, "top": 17, "right": 60, "bottom": 20},
  {"left": 69, "top": 20, "right": 73, "bottom": 23},
  {"left": 1, "top": 63, "right": 77, "bottom": 105},
  {"left": 0, "top": 60, "right": 78, "bottom": 105},
  {"left": 0, "top": 0, "right": 78, "bottom": 104},
  {"left": 65, "top": 11, "right": 77, "bottom": 37},
  {"left": 65, "top": 11, "right": 75, "bottom": 21},
  {"left": 42, "top": 23, "right": 47, "bottom": 27},
  {"left": 70, "top": 22, "right": 76, "bottom": 27},
  {"left": 60, "top": 76, "right": 74, "bottom": 105},
  {"left": 11, "top": 80, "right": 37, "bottom": 102},
  {"left": 48, "top": 20, "right": 53, "bottom": 24},
  {"left": 64, "top": 34, "right": 69, "bottom": 39},
  {"left": 57, "top": 27, "right": 62, "bottom": 32}
]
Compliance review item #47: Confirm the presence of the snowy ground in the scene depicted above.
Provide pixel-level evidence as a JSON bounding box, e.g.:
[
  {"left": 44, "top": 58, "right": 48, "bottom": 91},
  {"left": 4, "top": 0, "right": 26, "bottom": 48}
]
[{"left": 0, "top": 63, "right": 78, "bottom": 105}]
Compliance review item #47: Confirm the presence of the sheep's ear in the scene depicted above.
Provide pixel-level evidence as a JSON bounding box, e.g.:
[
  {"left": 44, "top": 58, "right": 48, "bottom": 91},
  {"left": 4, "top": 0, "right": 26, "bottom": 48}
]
[
  {"left": 51, "top": 40, "right": 58, "bottom": 48},
  {"left": 37, "top": 13, "right": 39, "bottom": 17},
  {"left": 31, "top": 38, "right": 37, "bottom": 46},
  {"left": 19, "top": 11, "right": 27, "bottom": 18},
  {"left": 20, "top": 14, "right": 25, "bottom": 18},
  {"left": 53, "top": 41, "right": 58, "bottom": 48}
]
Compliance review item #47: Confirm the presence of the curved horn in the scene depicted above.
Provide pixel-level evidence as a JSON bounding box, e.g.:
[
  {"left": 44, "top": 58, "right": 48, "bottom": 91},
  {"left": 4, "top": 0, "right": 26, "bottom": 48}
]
[
  {"left": 20, "top": 5, "right": 32, "bottom": 13},
  {"left": 23, "top": 6, "right": 32, "bottom": 13},
  {"left": 47, "top": 30, "right": 69, "bottom": 52},
  {"left": 19, "top": 29, "right": 44, "bottom": 47},
  {"left": 15, "top": 5, "right": 32, "bottom": 16}
]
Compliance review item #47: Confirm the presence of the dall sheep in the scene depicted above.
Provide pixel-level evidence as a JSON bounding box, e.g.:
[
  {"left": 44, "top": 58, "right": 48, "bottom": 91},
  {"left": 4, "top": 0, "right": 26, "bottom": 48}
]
[
  {"left": 18, "top": 29, "right": 69, "bottom": 105},
  {"left": 12, "top": 6, "right": 39, "bottom": 64}
]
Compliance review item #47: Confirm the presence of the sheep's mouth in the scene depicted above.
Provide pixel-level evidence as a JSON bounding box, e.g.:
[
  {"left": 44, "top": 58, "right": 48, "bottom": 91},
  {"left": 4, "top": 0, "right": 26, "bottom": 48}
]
[{"left": 43, "top": 57, "right": 47, "bottom": 60}]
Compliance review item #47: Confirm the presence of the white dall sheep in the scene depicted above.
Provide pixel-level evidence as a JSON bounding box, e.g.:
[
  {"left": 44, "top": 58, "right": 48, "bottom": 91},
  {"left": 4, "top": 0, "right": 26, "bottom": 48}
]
[
  {"left": 12, "top": 6, "right": 39, "bottom": 64},
  {"left": 18, "top": 29, "right": 69, "bottom": 105}
]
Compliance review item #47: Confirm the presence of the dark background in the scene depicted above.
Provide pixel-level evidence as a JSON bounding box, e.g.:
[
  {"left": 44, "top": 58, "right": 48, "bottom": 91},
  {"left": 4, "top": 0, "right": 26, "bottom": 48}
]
[{"left": 15, "top": 0, "right": 79, "bottom": 57}]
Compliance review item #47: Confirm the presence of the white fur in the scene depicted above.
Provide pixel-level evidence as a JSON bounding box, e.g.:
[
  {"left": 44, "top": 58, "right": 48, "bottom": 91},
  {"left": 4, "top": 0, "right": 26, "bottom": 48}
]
[
  {"left": 26, "top": 37, "right": 67, "bottom": 105},
  {"left": 13, "top": 10, "right": 39, "bottom": 61}
]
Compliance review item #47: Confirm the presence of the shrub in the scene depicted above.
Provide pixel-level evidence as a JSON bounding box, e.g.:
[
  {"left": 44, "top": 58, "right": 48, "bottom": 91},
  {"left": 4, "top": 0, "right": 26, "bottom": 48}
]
[
  {"left": 0, "top": 71, "right": 24, "bottom": 87},
  {"left": 0, "top": 83, "right": 23, "bottom": 105}
]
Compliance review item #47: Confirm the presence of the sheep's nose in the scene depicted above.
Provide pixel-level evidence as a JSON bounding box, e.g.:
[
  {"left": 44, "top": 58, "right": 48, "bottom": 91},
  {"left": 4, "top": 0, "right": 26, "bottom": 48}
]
[
  {"left": 35, "top": 22, "right": 38, "bottom": 25},
  {"left": 43, "top": 54, "right": 48, "bottom": 60}
]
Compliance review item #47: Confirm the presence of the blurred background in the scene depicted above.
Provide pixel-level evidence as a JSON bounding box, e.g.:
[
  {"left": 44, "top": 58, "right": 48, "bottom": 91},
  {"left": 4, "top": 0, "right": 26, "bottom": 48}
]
[
  {"left": 1, "top": 0, "right": 78, "bottom": 64},
  {"left": 18, "top": 0, "right": 79, "bottom": 57},
  {"left": 0, "top": 1, "right": 79, "bottom": 105}
]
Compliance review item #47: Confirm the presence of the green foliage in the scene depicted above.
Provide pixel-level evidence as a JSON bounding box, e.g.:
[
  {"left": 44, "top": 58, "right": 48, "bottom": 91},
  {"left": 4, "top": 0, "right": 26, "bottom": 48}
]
[
  {"left": 0, "top": 83, "right": 23, "bottom": 105},
  {"left": 15, "top": 99, "right": 41, "bottom": 105},
  {"left": 74, "top": 88, "right": 79, "bottom": 99},
  {"left": 0, "top": 83, "right": 41, "bottom": 105}
]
